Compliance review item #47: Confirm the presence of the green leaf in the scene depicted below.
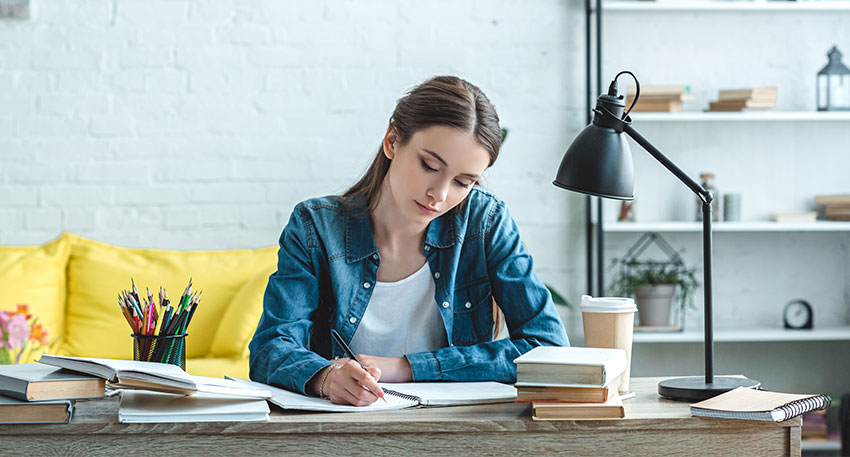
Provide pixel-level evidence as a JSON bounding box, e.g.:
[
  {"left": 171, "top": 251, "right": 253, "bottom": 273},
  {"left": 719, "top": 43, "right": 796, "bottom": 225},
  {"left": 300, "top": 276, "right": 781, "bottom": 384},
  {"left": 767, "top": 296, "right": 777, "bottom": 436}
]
[
  {"left": 546, "top": 284, "right": 572, "bottom": 308},
  {"left": 501, "top": 128, "right": 509, "bottom": 143}
]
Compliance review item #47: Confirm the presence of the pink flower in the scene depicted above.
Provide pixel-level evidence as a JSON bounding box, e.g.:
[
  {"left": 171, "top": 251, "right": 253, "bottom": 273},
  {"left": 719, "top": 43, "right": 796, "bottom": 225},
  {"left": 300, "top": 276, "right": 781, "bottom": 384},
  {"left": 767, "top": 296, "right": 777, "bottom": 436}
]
[
  {"left": 0, "top": 311, "right": 9, "bottom": 349},
  {"left": 5, "top": 313, "right": 29, "bottom": 350}
]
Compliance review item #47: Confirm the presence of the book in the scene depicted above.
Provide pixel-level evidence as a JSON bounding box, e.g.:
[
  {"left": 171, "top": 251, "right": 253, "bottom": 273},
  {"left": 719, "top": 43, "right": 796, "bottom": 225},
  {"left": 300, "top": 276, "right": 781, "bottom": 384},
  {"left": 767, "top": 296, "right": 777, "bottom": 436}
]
[
  {"left": 0, "top": 363, "right": 105, "bottom": 401},
  {"left": 627, "top": 93, "right": 695, "bottom": 103},
  {"left": 72, "top": 390, "right": 122, "bottom": 422},
  {"left": 770, "top": 212, "right": 817, "bottom": 223},
  {"left": 227, "top": 377, "right": 517, "bottom": 413},
  {"left": 118, "top": 390, "right": 270, "bottom": 423},
  {"left": 718, "top": 87, "right": 778, "bottom": 101},
  {"left": 631, "top": 100, "right": 683, "bottom": 113},
  {"left": 707, "top": 99, "right": 776, "bottom": 111},
  {"left": 515, "top": 381, "right": 614, "bottom": 403},
  {"left": 690, "top": 387, "right": 830, "bottom": 422},
  {"left": 531, "top": 390, "right": 625, "bottom": 420},
  {"left": 512, "top": 346, "right": 626, "bottom": 387},
  {"left": 815, "top": 194, "right": 850, "bottom": 205},
  {"left": 627, "top": 85, "right": 689, "bottom": 97},
  {"left": 0, "top": 394, "right": 72, "bottom": 424},
  {"left": 37, "top": 355, "right": 272, "bottom": 399}
]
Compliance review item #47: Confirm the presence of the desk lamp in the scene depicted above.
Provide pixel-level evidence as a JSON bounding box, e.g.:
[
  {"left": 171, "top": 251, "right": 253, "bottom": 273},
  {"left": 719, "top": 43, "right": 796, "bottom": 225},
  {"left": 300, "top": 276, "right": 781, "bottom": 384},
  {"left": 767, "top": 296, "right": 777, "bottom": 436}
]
[{"left": 554, "top": 71, "right": 761, "bottom": 401}]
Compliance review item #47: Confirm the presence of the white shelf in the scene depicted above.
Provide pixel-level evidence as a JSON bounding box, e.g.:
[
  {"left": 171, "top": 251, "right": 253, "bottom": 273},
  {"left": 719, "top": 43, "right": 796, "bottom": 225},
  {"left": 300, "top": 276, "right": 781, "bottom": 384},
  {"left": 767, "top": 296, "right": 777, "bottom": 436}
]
[
  {"left": 801, "top": 440, "right": 842, "bottom": 452},
  {"left": 634, "top": 326, "right": 850, "bottom": 343},
  {"left": 601, "top": 221, "right": 850, "bottom": 232},
  {"left": 603, "top": 1, "right": 850, "bottom": 12},
  {"left": 629, "top": 112, "right": 850, "bottom": 122}
]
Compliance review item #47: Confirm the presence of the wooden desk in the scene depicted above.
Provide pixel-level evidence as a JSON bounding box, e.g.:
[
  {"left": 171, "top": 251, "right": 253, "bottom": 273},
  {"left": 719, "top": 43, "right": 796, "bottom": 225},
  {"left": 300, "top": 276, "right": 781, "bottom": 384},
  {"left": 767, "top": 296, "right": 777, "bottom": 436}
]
[{"left": 0, "top": 377, "right": 799, "bottom": 456}]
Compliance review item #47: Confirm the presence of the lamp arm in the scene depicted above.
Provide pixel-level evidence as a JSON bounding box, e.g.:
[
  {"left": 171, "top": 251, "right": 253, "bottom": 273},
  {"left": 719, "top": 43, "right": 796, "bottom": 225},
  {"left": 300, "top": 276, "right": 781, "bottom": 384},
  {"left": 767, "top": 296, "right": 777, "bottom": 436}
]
[
  {"left": 622, "top": 122, "right": 715, "bottom": 384},
  {"left": 622, "top": 124, "right": 713, "bottom": 204}
]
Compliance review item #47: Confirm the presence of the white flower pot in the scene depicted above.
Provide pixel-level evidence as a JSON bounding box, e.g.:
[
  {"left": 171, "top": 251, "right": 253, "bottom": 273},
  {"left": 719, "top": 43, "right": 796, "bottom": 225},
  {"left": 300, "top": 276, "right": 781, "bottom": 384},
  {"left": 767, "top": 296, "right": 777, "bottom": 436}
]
[{"left": 635, "top": 284, "right": 676, "bottom": 327}]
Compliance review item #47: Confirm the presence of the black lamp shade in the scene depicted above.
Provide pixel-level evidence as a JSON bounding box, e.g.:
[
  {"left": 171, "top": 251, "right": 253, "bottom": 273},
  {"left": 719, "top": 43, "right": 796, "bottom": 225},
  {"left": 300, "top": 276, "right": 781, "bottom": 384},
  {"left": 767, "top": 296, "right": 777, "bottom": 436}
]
[{"left": 553, "top": 122, "right": 635, "bottom": 200}]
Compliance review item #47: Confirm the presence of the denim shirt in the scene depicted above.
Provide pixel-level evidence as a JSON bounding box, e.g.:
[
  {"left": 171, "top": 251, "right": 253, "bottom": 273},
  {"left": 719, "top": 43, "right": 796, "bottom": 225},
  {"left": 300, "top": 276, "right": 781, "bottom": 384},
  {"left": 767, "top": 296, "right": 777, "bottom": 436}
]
[{"left": 249, "top": 187, "right": 569, "bottom": 394}]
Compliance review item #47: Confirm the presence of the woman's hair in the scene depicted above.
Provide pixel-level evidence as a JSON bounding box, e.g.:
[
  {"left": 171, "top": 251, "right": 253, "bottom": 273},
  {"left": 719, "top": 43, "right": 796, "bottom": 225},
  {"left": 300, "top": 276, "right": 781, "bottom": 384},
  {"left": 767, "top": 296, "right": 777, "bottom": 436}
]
[{"left": 342, "top": 75, "right": 502, "bottom": 214}]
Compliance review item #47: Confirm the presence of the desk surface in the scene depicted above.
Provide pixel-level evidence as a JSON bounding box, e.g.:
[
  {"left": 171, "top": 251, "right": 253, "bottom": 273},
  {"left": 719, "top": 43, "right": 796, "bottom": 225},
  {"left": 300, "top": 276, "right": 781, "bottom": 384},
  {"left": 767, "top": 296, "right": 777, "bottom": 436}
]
[{"left": 0, "top": 377, "right": 801, "bottom": 457}]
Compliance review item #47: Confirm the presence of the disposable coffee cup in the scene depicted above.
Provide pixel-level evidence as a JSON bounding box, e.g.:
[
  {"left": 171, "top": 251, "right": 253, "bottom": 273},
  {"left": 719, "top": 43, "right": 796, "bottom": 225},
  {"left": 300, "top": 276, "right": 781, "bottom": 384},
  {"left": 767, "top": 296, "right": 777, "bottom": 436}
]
[{"left": 580, "top": 295, "right": 637, "bottom": 394}]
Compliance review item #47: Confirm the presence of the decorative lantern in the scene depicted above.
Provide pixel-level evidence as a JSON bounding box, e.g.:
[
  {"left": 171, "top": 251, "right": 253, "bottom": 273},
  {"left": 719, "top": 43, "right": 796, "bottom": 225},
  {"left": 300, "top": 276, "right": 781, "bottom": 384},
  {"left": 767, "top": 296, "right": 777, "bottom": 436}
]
[{"left": 817, "top": 45, "right": 850, "bottom": 111}]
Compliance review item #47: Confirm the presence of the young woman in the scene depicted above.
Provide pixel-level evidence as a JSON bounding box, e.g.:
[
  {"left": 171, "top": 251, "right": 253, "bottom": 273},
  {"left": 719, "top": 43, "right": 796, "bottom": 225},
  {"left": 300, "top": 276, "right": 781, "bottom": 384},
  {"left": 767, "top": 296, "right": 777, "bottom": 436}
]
[{"left": 249, "top": 76, "right": 569, "bottom": 406}]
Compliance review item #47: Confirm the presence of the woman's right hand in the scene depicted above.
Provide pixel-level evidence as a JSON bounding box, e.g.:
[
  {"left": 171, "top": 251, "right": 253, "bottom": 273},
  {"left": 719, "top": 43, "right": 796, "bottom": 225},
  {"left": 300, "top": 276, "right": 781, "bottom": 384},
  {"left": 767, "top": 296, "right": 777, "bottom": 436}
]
[{"left": 322, "top": 359, "right": 385, "bottom": 406}]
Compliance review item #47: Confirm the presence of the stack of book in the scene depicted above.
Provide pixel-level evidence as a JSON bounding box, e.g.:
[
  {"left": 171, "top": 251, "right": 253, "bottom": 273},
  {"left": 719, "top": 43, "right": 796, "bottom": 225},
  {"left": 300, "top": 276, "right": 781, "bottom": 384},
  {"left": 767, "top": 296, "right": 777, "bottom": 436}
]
[
  {"left": 627, "top": 85, "right": 694, "bottom": 112},
  {"left": 514, "top": 346, "right": 627, "bottom": 420},
  {"left": 706, "top": 87, "right": 777, "bottom": 112},
  {"left": 0, "top": 356, "right": 273, "bottom": 424},
  {"left": 815, "top": 195, "right": 850, "bottom": 221}
]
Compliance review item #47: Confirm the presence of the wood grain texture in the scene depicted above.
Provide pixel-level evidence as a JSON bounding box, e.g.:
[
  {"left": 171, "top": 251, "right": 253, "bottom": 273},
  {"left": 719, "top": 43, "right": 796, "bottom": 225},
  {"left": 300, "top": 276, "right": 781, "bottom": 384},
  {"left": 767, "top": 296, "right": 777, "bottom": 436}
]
[{"left": 0, "top": 377, "right": 800, "bottom": 456}]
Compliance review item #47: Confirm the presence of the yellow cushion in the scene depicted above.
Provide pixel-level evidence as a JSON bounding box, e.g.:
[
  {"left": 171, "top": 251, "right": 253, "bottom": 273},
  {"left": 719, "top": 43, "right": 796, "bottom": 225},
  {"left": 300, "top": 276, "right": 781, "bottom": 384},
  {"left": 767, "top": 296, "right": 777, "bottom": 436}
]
[
  {"left": 185, "top": 356, "right": 250, "bottom": 379},
  {"left": 209, "top": 272, "right": 270, "bottom": 358},
  {"left": 0, "top": 234, "right": 71, "bottom": 359},
  {"left": 63, "top": 234, "right": 276, "bottom": 360}
]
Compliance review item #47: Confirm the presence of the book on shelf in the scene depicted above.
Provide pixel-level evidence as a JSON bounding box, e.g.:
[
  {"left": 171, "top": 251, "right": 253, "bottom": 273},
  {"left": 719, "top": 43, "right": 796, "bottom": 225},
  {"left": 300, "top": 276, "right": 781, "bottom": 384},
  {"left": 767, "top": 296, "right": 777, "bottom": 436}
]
[
  {"left": 515, "top": 380, "right": 615, "bottom": 403},
  {"left": 512, "top": 346, "right": 626, "bottom": 387},
  {"left": 707, "top": 99, "right": 776, "bottom": 111},
  {"left": 690, "top": 387, "right": 830, "bottom": 422},
  {"left": 118, "top": 390, "right": 270, "bottom": 423},
  {"left": 627, "top": 84, "right": 690, "bottom": 97},
  {"left": 770, "top": 211, "right": 817, "bottom": 223},
  {"left": 0, "top": 395, "right": 72, "bottom": 424},
  {"left": 37, "top": 355, "right": 271, "bottom": 399},
  {"left": 532, "top": 390, "right": 625, "bottom": 420},
  {"left": 227, "top": 377, "right": 517, "bottom": 413},
  {"left": 814, "top": 194, "right": 850, "bottom": 205},
  {"left": 718, "top": 87, "right": 778, "bottom": 102},
  {"left": 631, "top": 99, "right": 684, "bottom": 113},
  {"left": 0, "top": 363, "right": 105, "bottom": 401}
]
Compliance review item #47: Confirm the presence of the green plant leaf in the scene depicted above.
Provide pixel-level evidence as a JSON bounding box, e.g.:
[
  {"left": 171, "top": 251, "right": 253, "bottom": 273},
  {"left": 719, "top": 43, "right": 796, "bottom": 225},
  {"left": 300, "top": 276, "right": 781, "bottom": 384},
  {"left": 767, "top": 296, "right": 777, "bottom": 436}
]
[{"left": 546, "top": 284, "right": 572, "bottom": 308}]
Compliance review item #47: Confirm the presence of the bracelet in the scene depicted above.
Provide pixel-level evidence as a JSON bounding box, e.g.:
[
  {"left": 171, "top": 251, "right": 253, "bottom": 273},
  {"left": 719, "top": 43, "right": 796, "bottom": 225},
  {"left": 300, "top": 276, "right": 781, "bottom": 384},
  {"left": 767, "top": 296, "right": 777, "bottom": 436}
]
[{"left": 318, "top": 363, "right": 341, "bottom": 398}]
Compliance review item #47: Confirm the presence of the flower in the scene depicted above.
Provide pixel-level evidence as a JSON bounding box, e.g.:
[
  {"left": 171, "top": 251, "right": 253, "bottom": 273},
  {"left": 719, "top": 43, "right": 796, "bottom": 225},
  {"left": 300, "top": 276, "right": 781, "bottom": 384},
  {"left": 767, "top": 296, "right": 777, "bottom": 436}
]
[{"left": 0, "top": 304, "right": 50, "bottom": 364}]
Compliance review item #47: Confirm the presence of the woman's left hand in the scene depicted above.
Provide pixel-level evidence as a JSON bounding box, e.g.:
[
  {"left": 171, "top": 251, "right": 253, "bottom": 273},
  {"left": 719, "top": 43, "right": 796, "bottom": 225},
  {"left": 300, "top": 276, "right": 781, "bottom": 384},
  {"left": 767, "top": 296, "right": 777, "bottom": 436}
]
[{"left": 355, "top": 354, "right": 414, "bottom": 383}]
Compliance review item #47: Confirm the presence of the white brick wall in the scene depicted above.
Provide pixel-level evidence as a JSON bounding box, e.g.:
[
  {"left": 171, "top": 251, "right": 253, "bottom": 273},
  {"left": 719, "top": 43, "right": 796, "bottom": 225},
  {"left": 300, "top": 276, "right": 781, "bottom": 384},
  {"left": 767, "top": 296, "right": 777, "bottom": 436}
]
[{"left": 0, "top": 0, "right": 584, "bottom": 321}]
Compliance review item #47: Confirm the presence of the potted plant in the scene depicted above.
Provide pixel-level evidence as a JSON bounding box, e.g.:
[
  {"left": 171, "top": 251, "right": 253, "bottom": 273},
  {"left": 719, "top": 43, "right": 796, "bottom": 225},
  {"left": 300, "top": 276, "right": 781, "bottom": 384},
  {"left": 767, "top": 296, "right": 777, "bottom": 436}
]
[{"left": 608, "top": 259, "right": 700, "bottom": 328}]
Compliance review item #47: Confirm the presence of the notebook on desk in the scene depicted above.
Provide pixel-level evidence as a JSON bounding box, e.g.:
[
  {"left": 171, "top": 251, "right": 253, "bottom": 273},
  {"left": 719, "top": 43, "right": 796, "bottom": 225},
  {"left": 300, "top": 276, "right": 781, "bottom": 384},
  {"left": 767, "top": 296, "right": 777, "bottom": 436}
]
[{"left": 227, "top": 377, "right": 517, "bottom": 413}]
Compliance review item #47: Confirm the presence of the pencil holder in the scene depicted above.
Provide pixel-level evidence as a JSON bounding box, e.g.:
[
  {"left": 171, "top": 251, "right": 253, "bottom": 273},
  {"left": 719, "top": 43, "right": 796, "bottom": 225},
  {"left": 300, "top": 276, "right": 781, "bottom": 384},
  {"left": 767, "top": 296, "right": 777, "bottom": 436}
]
[{"left": 132, "top": 332, "right": 188, "bottom": 370}]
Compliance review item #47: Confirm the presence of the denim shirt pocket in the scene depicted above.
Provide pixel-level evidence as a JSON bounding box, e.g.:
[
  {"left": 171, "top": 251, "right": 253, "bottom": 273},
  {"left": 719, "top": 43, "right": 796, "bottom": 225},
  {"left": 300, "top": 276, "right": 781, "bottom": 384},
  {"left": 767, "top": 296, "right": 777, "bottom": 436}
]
[{"left": 451, "top": 279, "right": 493, "bottom": 346}]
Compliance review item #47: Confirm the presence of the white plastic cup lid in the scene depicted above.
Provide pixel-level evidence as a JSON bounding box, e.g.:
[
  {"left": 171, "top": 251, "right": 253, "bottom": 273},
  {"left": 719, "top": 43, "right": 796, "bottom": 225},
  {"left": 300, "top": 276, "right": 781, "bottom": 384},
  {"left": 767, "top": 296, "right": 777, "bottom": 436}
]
[{"left": 579, "top": 295, "right": 637, "bottom": 313}]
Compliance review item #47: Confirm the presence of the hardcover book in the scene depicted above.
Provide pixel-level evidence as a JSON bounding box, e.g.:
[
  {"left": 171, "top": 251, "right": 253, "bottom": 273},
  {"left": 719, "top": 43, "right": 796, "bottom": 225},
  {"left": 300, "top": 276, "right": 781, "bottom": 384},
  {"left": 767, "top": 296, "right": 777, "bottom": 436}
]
[{"left": 0, "top": 363, "right": 105, "bottom": 401}]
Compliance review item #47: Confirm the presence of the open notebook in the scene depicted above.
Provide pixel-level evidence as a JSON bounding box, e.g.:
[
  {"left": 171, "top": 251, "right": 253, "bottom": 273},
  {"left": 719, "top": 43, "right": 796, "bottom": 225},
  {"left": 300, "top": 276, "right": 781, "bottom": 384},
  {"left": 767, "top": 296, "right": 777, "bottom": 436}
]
[{"left": 227, "top": 377, "right": 517, "bottom": 413}]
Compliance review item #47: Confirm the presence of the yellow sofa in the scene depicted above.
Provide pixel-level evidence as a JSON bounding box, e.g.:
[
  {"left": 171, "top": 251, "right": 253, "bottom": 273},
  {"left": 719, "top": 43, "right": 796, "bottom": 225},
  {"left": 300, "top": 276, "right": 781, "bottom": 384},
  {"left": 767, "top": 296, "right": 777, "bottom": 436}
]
[{"left": 0, "top": 233, "right": 276, "bottom": 379}]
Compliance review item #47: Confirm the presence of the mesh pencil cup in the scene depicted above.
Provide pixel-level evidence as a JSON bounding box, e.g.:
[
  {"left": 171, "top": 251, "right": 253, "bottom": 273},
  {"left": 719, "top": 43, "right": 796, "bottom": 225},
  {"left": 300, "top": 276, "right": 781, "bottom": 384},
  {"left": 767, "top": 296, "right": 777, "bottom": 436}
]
[{"left": 132, "top": 333, "right": 188, "bottom": 370}]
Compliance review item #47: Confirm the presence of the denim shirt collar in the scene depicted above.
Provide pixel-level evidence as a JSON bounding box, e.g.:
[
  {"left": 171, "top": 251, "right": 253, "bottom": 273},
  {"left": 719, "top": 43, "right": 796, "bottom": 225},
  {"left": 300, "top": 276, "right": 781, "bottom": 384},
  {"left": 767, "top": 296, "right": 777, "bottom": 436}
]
[{"left": 345, "top": 203, "right": 459, "bottom": 264}]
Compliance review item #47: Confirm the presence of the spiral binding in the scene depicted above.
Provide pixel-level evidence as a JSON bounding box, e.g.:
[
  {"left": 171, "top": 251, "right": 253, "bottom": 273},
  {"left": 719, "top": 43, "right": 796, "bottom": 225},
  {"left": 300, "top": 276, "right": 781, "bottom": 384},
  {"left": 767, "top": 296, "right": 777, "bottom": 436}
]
[
  {"left": 383, "top": 388, "right": 421, "bottom": 403},
  {"left": 777, "top": 394, "right": 831, "bottom": 421}
]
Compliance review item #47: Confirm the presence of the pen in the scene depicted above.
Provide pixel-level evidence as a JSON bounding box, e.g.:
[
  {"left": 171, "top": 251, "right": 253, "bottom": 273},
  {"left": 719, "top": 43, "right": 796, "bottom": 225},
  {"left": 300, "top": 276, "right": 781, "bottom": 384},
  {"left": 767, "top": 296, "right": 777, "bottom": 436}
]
[{"left": 330, "top": 329, "right": 387, "bottom": 403}]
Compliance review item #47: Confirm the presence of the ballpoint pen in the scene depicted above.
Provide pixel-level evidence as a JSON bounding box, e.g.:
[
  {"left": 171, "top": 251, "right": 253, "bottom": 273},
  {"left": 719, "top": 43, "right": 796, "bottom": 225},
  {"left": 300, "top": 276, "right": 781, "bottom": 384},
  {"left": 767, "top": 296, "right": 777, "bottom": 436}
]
[{"left": 330, "top": 329, "right": 387, "bottom": 403}]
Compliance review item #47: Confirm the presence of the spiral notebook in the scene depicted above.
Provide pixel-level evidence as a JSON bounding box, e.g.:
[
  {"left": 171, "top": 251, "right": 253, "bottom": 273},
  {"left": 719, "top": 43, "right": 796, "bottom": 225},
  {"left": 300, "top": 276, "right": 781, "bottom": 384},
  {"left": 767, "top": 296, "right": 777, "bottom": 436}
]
[
  {"left": 690, "top": 387, "right": 831, "bottom": 422},
  {"left": 227, "top": 377, "right": 517, "bottom": 412}
]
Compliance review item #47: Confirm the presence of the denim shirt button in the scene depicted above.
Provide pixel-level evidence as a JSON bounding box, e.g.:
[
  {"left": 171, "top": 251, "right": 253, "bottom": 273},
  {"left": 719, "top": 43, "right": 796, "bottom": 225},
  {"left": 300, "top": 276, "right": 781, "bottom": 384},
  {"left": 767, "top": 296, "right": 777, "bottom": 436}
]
[
  {"left": 372, "top": 254, "right": 379, "bottom": 261},
  {"left": 464, "top": 302, "right": 472, "bottom": 309},
  {"left": 423, "top": 245, "right": 430, "bottom": 251},
  {"left": 433, "top": 272, "right": 440, "bottom": 279},
  {"left": 349, "top": 317, "right": 357, "bottom": 324},
  {"left": 363, "top": 282, "right": 371, "bottom": 289},
  {"left": 441, "top": 301, "right": 450, "bottom": 309}
]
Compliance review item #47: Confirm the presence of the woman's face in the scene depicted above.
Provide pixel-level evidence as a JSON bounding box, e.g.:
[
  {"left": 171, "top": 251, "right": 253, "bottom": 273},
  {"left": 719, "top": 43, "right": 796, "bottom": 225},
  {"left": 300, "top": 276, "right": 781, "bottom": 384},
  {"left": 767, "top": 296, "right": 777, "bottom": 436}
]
[{"left": 383, "top": 125, "right": 491, "bottom": 225}]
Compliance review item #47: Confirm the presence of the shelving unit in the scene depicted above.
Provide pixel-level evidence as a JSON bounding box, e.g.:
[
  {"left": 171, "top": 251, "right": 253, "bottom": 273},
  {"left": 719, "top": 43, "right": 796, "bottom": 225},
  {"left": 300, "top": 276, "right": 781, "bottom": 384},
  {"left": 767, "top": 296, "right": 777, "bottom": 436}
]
[
  {"left": 634, "top": 326, "right": 850, "bottom": 343},
  {"left": 603, "top": 1, "right": 850, "bottom": 12},
  {"left": 601, "top": 221, "right": 850, "bottom": 232},
  {"left": 591, "top": 0, "right": 850, "bottom": 420}
]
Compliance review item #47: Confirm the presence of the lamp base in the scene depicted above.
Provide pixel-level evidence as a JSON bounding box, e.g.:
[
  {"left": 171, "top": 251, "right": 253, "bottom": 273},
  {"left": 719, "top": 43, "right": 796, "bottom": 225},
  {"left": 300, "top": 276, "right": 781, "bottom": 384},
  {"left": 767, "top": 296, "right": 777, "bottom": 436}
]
[{"left": 658, "top": 376, "right": 761, "bottom": 402}]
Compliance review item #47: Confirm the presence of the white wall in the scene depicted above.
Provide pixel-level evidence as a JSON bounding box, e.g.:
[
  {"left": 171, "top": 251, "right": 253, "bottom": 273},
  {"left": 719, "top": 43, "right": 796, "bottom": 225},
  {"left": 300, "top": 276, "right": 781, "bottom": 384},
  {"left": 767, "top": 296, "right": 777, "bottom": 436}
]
[{"left": 0, "top": 0, "right": 588, "bottom": 330}]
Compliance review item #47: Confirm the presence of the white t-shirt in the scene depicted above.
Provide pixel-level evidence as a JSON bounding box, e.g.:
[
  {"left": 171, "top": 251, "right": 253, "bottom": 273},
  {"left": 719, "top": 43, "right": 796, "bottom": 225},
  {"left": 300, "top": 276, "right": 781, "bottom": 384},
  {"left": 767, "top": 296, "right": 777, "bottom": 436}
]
[{"left": 349, "top": 262, "right": 448, "bottom": 357}]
